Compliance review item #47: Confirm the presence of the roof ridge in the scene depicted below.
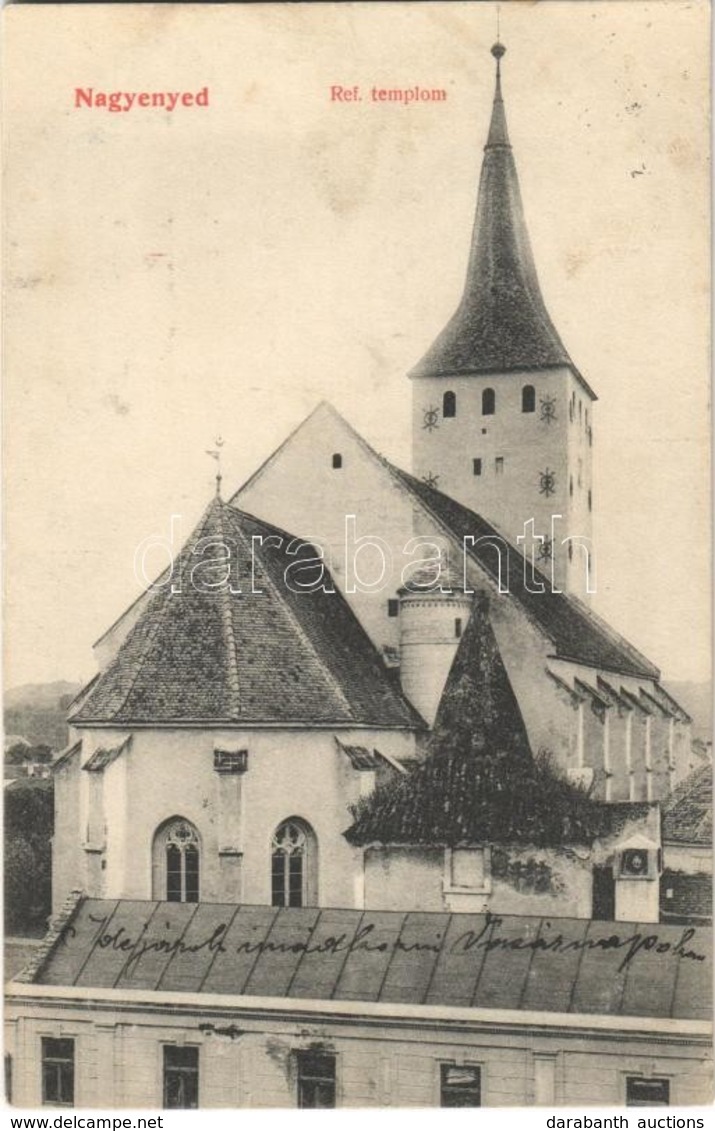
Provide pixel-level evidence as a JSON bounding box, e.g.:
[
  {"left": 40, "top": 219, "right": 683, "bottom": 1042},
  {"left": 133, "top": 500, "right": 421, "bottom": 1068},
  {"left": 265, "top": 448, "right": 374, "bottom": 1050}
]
[{"left": 214, "top": 501, "right": 242, "bottom": 718}]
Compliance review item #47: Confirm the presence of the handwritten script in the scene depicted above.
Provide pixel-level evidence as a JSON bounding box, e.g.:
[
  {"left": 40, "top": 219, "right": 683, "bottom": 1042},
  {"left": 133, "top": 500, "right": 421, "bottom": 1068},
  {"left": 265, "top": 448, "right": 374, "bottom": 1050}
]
[{"left": 55, "top": 911, "right": 707, "bottom": 985}]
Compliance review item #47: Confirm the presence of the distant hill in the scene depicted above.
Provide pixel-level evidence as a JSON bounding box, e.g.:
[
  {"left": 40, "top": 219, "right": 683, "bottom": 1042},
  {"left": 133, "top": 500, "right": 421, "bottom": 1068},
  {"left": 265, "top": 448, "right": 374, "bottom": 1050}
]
[
  {"left": 4, "top": 680, "right": 82, "bottom": 751},
  {"left": 665, "top": 681, "right": 712, "bottom": 741}
]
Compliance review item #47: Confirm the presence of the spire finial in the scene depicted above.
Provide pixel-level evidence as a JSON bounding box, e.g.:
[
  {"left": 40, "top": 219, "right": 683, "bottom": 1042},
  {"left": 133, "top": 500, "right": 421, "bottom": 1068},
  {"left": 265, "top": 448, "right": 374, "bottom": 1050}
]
[{"left": 206, "top": 436, "right": 225, "bottom": 498}]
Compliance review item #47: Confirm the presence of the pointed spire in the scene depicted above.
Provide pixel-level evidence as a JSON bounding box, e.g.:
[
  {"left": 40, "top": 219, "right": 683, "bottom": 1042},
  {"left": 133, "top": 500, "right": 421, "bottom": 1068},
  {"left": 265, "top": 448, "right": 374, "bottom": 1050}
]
[
  {"left": 410, "top": 42, "right": 586, "bottom": 385},
  {"left": 486, "top": 42, "right": 509, "bottom": 148}
]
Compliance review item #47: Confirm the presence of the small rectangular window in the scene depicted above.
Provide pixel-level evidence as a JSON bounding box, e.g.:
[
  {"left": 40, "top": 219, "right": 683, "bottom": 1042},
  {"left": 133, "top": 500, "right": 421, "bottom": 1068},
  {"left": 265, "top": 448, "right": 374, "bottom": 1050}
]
[
  {"left": 449, "top": 848, "right": 486, "bottom": 890},
  {"left": 297, "top": 1051, "right": 336, "bottom": 1108},
  {"left": 387, "top": 598, "right": 399, "bottom": 618},
  {"left": 472, "top": 458, "right": 482, "bottom": 476},
  {"left": 534, "top": 1055, "right": 556, "bottom": 1105},
  {"left": 332, "top": 453, "right": 343, "bottom": 469},
  {"left": 454, "top": 617, "right": 462, "bottom": 639},
  {"left": 495, "top": 457, "right": 504, "bottom": 475},
  {"left": 163, "top": 1046, "right": 199, "bottom": 1109},
  {"left": 440, "top": 1064, "right": 481, "bottom": 1107},
  {"left": 41, "top": 1038, "right": 74, "bottom": 1107},
  {"left": 626, "top": 1077, "right": 670, "bottom": 1107}
]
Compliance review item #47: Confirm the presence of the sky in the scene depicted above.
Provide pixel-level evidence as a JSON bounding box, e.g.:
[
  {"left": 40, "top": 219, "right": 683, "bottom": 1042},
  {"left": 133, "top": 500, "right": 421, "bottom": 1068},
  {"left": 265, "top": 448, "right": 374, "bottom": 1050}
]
[{"left": 2, "top": 0, "right": 710, "bottom": 689}]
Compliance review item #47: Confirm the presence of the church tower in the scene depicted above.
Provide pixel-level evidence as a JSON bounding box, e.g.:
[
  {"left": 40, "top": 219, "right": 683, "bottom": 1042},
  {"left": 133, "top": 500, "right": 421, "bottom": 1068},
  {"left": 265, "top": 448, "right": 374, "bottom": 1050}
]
[{"left": 411, "top": 43, "right": 596, "bottom": 594}]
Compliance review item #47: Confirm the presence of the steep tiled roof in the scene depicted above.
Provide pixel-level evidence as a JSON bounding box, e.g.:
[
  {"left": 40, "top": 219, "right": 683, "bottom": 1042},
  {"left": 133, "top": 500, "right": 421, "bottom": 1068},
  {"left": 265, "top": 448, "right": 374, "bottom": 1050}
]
[
  {"left": 346, "top": 595, "right": 619, "bottom": 848},
  {"left": 17, "top": 897, "right": 710, "bottom": 1021},
  {"left": 661, "top": 872, "right": 712, "bottom": 925},
  {"left": 410, "top": 46, "right": 593, "bottom": 397},
  {"left": 71, "top": 499, "right": 422, "bottom": 730},
  {"left": 389, "top": 464, "right": 660, "bottom": 680},
  {"left": 662, "top": 766, "right": 712, "bottom": 846}
]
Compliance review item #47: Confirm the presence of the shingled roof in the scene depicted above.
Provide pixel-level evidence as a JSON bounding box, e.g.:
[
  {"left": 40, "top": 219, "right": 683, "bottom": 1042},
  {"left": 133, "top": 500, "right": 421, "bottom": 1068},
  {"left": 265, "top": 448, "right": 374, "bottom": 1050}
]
[
  {"left": 15, "top": 896, "right": 711, "bottom": 1022},
  {"left": 410, "top": 45, "right": 593, "bottom": 396},
  {"left": 662, "top": 766, "right": 712, "bottom": 847},
  {"left": 388, "top": 464, "right": 660, "bottom": 681},
  {"left": 346, "top": 594, "right": 618, "bottom": 848},
  {"left": 71, "top": 498, "right": 422, "bottom": 729}
]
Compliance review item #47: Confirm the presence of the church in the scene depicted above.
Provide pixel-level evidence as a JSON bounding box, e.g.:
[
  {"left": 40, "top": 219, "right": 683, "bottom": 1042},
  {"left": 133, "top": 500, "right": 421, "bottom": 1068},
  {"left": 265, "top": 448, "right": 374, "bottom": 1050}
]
[{"left": 7, "top": 41, "right": 711, "bottom": 1110}]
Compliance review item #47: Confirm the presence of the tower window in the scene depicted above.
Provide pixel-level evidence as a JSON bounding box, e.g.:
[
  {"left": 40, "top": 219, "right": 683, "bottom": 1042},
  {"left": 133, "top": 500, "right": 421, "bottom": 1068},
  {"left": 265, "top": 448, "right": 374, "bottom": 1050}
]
[
  {"left": 455, "top": 617, "right": 462, "bottom": 639},
  {"left": 568, "top": 542, "right": 574, "bottom": 562},
  {"left": 443, "top": 391, "right": 456, "bottom": 418},
  {"left": 569, "top": 475, "right": 574, "bottom": 497},
  {"left": 585, "top": 408, "right": 589, "bottom": 429},
  {"left": 271, "top": 818, "right": 317, "bottom": 908},
  {"left": 588, "top": 489, "right": 592, "bottom": 512},
  {"left": 387, "top": 598, "right": 399, "bottom": 617},
  {"left": 579, "top": 400, "right": 582, "bottom": 421},
  {"left": 332, "top": 453, "right": 342, "bottom": 469},
  {"left": 482, "top": 388, "right": 495, "bottom": 416},
  {"left": 472, "top": 458, "right": 482, "bottom": 476},
  {"left": 522, "top": 385, "right": 536, "bottom": 413},
  {"left": 495, "top": 456, "right": 504, "bottom": 475}
]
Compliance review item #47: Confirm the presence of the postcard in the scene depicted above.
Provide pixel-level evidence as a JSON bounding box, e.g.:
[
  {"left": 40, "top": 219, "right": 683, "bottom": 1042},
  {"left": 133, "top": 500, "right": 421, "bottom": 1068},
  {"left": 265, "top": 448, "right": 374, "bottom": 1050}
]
[{"left": 2, "top": 0, "right": 711, "bottom": 1114}]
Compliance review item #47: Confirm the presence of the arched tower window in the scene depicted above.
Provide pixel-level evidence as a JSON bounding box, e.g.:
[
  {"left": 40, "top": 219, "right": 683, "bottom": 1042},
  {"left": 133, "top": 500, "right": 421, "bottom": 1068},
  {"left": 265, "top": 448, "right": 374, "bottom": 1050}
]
[
  {"left": 482, "top": 388, "right": 495, "bottom": 416},
  {"left": 442, "top": 391, "right": 456, "bottom": 418},
  {"left": 521, "top": 385, "right": 536, "bottom": 413},
  {"left": 271, "top": 818, "right": 317, "bottom": 908},
  {"left": 153, "top": 818, "right": 200, "bottom": 903}
]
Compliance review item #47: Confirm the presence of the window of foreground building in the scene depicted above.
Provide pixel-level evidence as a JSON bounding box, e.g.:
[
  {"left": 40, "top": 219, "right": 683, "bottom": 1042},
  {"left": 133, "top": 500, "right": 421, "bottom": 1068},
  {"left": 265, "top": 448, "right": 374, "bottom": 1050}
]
[
  {"left": 626, "top": 1077, "right": 670, "bottom": 1106},
  {"left": 440, "top": 1064, "right": 481, "bottom": 1107},
  {"left": 296, "top": 1051, "right": 336, "bottom": 1108},
  {"left": 41, "top": 1038, "right": 74, "bottom": 1107},
  {"left": 163, "top": 1046, "right": 199, "bottom": 1109}
]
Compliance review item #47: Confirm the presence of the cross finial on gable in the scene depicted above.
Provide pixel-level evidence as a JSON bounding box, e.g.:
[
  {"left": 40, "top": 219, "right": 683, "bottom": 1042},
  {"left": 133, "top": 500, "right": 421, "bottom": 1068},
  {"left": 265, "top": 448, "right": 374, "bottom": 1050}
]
[{"left": 206, "top": 436, "right": 225, "bottom": 497}]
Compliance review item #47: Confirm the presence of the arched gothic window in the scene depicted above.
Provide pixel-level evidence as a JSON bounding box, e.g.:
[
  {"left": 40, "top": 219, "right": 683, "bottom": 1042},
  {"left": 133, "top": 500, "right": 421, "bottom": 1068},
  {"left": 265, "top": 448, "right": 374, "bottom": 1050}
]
[
  {"left": 443, "top": 391, "right": 456, "bottom": 418},
  {"left": 482, "top": 388, "right": 495, "bottom": 416},
  {"left": 522, "top": 385, "right": 536, "bottom": 413},
  {"left": 153, "top": 818, "right": 200, "bottom": 903},
  {"left": 271, "top": 818, "right": 317, "bottom": 908}
]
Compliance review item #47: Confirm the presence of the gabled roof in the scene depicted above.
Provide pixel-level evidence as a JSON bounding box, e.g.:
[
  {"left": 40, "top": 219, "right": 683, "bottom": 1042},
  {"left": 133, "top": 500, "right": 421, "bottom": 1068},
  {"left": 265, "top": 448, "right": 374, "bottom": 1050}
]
[
  {"left": 346, "top": 595, "right": 620, "bottom": 849},
  {"left": 16, "top": 896, "right": 710, "bottom": 1022},
  {"left": 410, "top": 45, "right": 594, "bottom": 398},
  {"left": 70, "top": 498, "right": 422, "bottom": 730},
  {"left": 388, "top": 463, "right": 660, "bottom": 681},
  {"left": 334, "top": 738, "right": 387, "bottom": 771},
  {"left": 662, "top": 766, "right": 712, "bottom": 847},
  {"left": 234, "top": 399, "right": 664, "bottom": 684},
  {"left": 83, "top": 735, "right": 132, "bottom": 772}
]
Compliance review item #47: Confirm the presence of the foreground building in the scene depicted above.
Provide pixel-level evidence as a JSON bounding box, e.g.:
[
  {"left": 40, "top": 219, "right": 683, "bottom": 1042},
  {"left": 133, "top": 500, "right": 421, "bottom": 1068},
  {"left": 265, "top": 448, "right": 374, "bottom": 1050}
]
[{"left": 6, "top": 893, "right": 712, "bottom": 1108}]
